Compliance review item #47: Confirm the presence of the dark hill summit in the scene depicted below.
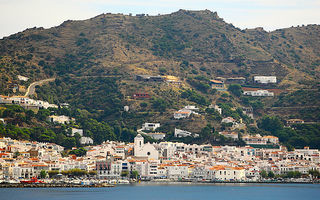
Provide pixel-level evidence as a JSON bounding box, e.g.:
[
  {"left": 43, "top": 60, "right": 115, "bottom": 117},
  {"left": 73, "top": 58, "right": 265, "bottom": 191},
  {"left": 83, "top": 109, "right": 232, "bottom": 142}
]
[{"left": 1, "top": 9, "right": 319, "bottom": 88}]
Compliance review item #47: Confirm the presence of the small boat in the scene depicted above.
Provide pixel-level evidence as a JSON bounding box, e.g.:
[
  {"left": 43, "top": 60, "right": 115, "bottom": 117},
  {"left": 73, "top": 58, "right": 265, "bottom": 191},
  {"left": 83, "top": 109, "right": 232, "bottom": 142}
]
[{"left": 20, "top": 177, "right": 44, "bottom": 184}]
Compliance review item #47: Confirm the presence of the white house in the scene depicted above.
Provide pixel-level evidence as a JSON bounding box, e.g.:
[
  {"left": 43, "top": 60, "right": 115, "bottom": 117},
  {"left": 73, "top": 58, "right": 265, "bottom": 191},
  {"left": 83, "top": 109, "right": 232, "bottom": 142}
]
[
  {"left": 142, "top": 123, "right": 161, "bottom": 131},
  {"left": 243, "top": 90, "right": 274, "bottom": 97},
  {"left": 17, "top": 75, "right": 29, "bottom": 81},
  {"left": 174, "top": 109, "right": 192, "bottom": 119},
  {"left": 80, "top": 137, "right": 93, "bottom": 145},
  {"left": 48, "top": 115, "right": 74, "bottom": 124},
  {"left": 134, "top": 134, "right": 159, "bottom": 160},
  {"left": 124, "top": 106, "right": 129, "bottom": 112},
  {"left": 174, "top": 128, "right": 199, "bottom": 138},
  {"left": 221, "top": 117, "right": 236, "bottom": 124},
  {"left": 254, "top": 76, "right": 277, "bottom": 84},
  {"left": 184, "top": 105, "right": 199, "bottom": 110},
  {"left": 219, "top": 131, "right": 239, "bottom": 140},
  {"left": 71, "top": 128, "right": 83, "bottom": 137}
]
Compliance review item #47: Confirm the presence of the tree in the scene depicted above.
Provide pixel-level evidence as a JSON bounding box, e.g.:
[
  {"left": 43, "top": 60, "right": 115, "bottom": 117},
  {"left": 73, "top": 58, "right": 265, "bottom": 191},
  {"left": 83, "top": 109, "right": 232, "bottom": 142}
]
[
  {"left": 140, "top": 102, "right": 148, "bottom": 108},
  {"left": 285, "top": 171, "right": 301, "bottom": 178},
  {"left": 69, "top": 147, "right": 87, "bottom": 157},
  {"left": 260, "top": 170, "right": 267, "bottom": 178},
  {"left": 257, "top": 115, "right": 283, "bottom": 134},
  {"left": 36, "top": 109, "right": 51, "bottom": 121},
  {"left": 200, "top": 125, "right": 212, "bottom": 140},
  {"left": 40, "top": 170, "right": 47, "bottom": 179},
  {"left": 13, "top": 151, "right": 20, "bottom": 158},
  {"left": 121, "top": 170, "right": 129, "bottom": 178},
  {"left": 89, "top": 170, "right": 97, "bottom": 176},
  {"left": 130, "top": 170, "right": 139, "bottom": 179},
  {"left": 308, "top": 169, "right": 320, "bottom": 179},
  {"left": 152, "top": 98, "right": 168, "bottom": 112},
  {"left": 268, "top": 171, "right": 275, "bottom": 178},
  {"left": 228, "top": 84, "right": 242, "bottom": 97},
  {"left": 48, "top": 170, "right": 59, "bottom": 178}
]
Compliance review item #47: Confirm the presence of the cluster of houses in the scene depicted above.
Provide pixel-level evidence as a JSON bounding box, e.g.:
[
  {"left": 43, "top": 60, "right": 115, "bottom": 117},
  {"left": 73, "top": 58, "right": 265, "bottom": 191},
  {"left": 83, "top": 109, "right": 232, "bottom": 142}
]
[
  {"left": 209, "top": 75, "right": 277, "bottom": 97},
  {"left": 47, "top": 115, "right": 93, "bottom": 145},
  {"left": 1, "top": 135, "right": 319, "bottom": 181},
  {"left": 219, "top": 131, "right": 279, "bottom": 146},
  {"left": 0, "top": 95, "right": 58, "bottom": 110}
]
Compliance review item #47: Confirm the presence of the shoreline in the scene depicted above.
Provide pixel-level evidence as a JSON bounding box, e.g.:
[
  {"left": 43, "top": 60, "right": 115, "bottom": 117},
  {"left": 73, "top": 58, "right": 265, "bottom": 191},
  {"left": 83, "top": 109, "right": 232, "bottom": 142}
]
[{"left": 0, "top": 180, "right": 319, "bottom": 188}]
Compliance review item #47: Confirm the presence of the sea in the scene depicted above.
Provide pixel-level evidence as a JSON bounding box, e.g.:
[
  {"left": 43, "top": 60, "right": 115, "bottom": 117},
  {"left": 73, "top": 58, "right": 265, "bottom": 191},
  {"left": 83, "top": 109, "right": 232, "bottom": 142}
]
[{"left": 0, "top": 183, "right": 319, "bottom": 200}]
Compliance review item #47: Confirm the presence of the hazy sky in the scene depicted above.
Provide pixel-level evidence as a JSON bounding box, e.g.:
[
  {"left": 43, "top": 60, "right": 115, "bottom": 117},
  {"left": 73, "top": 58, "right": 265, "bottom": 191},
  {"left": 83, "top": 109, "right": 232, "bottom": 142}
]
[{"left": 1, "top": 0, "right": 319, "bottom": 38}]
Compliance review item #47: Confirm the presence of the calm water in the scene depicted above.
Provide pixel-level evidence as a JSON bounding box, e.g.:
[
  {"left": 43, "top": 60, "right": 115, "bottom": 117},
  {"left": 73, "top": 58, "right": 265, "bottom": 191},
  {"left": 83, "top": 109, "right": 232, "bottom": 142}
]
[{"left": 0, "top": 183, "right": 319, "bottom": 200}]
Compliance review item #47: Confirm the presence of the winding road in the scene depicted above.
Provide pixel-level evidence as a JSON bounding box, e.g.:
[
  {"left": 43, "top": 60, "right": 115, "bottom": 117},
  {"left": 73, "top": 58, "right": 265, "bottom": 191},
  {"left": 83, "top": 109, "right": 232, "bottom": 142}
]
[{"left": 24, "top": 78, "right": 55, "bottom": 97}]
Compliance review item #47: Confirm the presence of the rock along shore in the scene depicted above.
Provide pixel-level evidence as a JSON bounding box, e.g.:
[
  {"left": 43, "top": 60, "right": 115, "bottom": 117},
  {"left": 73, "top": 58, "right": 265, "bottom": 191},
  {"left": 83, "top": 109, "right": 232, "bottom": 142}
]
[{"left": 0, "top": 183, "right": 114, "bottom": 188}]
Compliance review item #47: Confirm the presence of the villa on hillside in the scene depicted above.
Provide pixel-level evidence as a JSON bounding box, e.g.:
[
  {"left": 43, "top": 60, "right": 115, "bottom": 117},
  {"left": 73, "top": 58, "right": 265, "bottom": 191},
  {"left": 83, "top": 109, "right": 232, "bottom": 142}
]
[
  {"left": 174, "top": 128, "right": 199, "bottom": 138},
  {"left": 253, "top": 76, "right": 277, "bottom": 84},
  {"left": 286, "top": 119, "right": 305, "bottom": 126},
  {"left": 174, "top": 109, "right": 192, "bottom": 119},
  {"left": 219, "top": 131, "right": 239, "bottom": 140},
  {"left": 243, "top": 90, "right": 274, "bottom": 97},
  {"left": 141, "top": 123, "right": 161, "bottom": 131},
  {"left": 136, "top": 75, "right": 165, "bottom": 82},
  {"left": 48, "top": 115, "right": 75, "bottom": 124},
  {"left": 210, "top": 80, "right": 226, "bottom": 91}
]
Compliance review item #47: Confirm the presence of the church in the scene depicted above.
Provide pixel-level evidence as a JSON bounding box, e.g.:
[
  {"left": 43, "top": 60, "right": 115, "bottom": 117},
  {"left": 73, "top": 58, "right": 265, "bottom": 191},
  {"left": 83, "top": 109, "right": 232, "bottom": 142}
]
[{"left": 134, "top": 134, "right": 159, "bottom": 160}]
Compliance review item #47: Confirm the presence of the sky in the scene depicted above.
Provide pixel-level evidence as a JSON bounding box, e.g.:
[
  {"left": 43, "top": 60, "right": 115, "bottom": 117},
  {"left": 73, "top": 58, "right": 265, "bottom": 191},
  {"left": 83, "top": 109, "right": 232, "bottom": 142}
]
[{"left": 0, "top": 0, "right": 319, "bottom": 39}]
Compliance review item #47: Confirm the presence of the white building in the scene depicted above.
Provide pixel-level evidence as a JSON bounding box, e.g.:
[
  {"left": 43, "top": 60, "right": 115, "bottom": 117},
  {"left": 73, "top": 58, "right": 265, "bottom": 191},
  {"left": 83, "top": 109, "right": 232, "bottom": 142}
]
[
  {"left": 221, "top": 117, "right": 236, "bottom": 124},
  {"left": 242, "top": 134, "right": 279, "bottom": 145},
  {"left": 213, "top": 105, "right": 222, "bottom": 115},
  {"left": 80, "top": 137, "right": 93, "bottom": 145},
  {"left": 71, "top": 128, "right": 83, "bottom": 137},
  {"left": 124, "top": 106, "right": 129, "bottom": 112},
  {"left": 174, "top": 128, "right": 199, "bottom": 138},
  {"left": 12, "top": 166, "right": 34, "bottom": 179},
  {"left": 184, "top": 105, "right": 199, "bottom": 110},
  {"left": 254, "top": 76, "right": 277, "bottom": 84},
  {"left": 219, "top": 131, "right": 239, "bottom": 140},
  {"left": 174, "top": 109, "right": 192, "bottom": 119},
  {"left": 243, "top": 90, "right": 274, "bottom": 97},
  {"left": 48, "top": 115, "right": 74, "bottom": 124},
  {"left": 167, "top": 165, "right": 189, "bottom": 180},
  {"left": 134, "top": 134, "right": 159, "bottom": 160},
  {"left": 96, "top": 158, "right": 121, "bottom": 179},
  {"left": 142, "top": 123, "right": 161, "bottom": 131},
  {"left": 17, "top": 75, "right": 29, "bottom": 81},
  {"left": 209, "top": 166, "right": 246, "bottom": 181}
]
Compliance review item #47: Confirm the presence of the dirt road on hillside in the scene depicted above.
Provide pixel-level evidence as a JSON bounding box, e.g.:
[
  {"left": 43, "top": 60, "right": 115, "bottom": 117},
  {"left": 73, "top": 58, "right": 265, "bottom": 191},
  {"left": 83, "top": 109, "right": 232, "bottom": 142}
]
[{"left": 24, "top": 78, "right": 55, "bottom": 97}]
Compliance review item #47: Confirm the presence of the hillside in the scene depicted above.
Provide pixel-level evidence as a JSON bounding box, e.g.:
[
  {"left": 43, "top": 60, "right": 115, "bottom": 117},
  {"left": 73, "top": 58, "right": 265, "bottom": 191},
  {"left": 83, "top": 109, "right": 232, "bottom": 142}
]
[{"left": 0, "top": 10, "right": 319, "bottom": 149}]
